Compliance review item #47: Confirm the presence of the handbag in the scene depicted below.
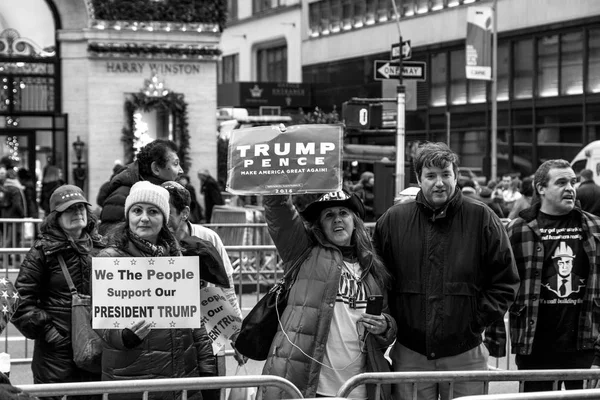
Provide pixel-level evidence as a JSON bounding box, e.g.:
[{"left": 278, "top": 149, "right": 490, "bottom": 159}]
[
  {"left": 234, "top": 247, "right": 311, "bottom": 361},
  {"left": 57, "top": 255, "right": 104, "bottom": 373}
]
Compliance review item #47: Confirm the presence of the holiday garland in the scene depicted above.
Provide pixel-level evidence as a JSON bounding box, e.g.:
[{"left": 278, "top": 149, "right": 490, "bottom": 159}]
[
  {"left": 90, "top": 0, "right": 228, "bottom": 31},
  {"left": 88, "top": 43, "right": 221, "bottom": 58},
  {"left": 122, "top": 92, "right": 191, "bottom": 173}
]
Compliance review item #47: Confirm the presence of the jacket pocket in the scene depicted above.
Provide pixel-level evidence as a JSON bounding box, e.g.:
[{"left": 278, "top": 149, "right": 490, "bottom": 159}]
[{"left": 443, "top": 282, "right": 478, "bottom": 336}]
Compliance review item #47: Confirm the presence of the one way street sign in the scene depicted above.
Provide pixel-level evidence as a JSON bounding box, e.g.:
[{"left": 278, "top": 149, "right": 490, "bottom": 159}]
[{"left": 373, "top": 60, "right": 427, "bottom": 81}]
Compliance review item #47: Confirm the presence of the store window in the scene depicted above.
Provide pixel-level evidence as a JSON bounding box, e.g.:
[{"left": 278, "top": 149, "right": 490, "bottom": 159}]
[
  {"left": 513, "top": 39, "right": 533, "bottom": 99},
  {"left": 227, "top": 0, "right": 238, "bottom": 21},
  {"left": 342, "top": 0, "right": 353, "bottom": 30},
  {"left": 257, "top": 44, "right": 287, "bottom": 82},
  {"left": 353, "top": 0, "right": 366, "bottom": 28},
  {"left": 537, "top": 35, "right": 559, "bottom": 97},
  {"left": 220, "top": 54, "right": 238, "bottom": 84},
  {"left": 253, "top": 0, "right": 281, "bottom": 14},
  {"left": 330, "top": 0, "right": 342, "bottom": 33},
  {"left": 450, "top": 49, "right": 467, "bottom": 105},
  {"left": 430, "top": 52, "right": 447, "bottom": 107},
  {"left": 468, "top": 79, "right": 487, "bottom": 104},
  {"left": 320, "top": 1, "right": 331, "bottom": 34},
  {"left": 309, "top": 2, "right": 321, "bottom": 36},
  {"left": 588, "top": 28, "right": 600, "bottom": 93},
  {"left": 560, "top": 31, "right": 583, "bottom": 95},
  {"left": 365, "top": 0, "right": 377, "bottom": 25},
  {"left": 416, "top": 0, "right": 429, "bottom": 14},
  {"left": 497, "top": 42, "right": 509, "bottom": 101}
]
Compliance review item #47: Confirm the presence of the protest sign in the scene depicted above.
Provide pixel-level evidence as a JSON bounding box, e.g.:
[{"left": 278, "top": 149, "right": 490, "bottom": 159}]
[
  {"left": 226, "top": 124, "right": 343, "bottom": 195},
  {"left": 200, "top": 287, "right": 243, "bottom": 354},
  {"left": 92, "top": 256, "right": 201, "bottom": 329}
]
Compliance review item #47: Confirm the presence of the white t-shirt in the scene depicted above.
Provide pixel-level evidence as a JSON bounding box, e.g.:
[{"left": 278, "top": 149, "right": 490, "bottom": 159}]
[{"left": 317, "top": 261, "right": 367, "bottom": 399}]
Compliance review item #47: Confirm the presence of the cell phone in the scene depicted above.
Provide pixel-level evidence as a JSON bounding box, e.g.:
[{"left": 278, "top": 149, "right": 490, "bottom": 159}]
[{"left": 366, "top": 294, "right": 383, "bottom": 315}]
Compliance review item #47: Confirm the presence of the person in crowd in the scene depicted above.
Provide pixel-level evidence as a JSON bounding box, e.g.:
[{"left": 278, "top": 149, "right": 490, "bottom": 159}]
[
  {"left": 478, "top": 187, "right": 505, "bottom": 219},
  {"left": 178, "top": 175, "right": 204, "bottom": 223},
  {"left": 96, "top": 162, "right": 126, "bottom": 208},
  {"left": 576, "top": 169, "right": 600, "bottom": 217},
  {"left": 508, "top": 177, "right": 534, "bottom": 220},
  {"left": 353, "top": 171, "right": 376, "bottom": 222},
  {"left": 95, "top": 181, "right": 202, "bottom": 400},
  {"left": 459, "top": 179, "right": 479, "bottom": 199},
  {"left": 161, "top": 180, "right": 245, "bottom": 400},
  {"left": 373, "top": 142, "right": 519, "bottom": 400},
  {"left": 258, "top": 190, "right": 397, "bottom": 399},
  {"left": 485, "top": 159, "right": 600, "bottom": 392},
  {"left": 0, "top": 159, "right": 26, "bottom": 220},
  {"left": 40, "top": 157, "right": 64, "bottom": 216},
  {"left": 17, "top": 168, "right": 39, "bottom": 219},
  {"left": 197, "top": 169, "right": 224, "bottom": 223},
  {"left": 502, "top": 177, "right": 523, "bottom": 214},
  {"left": 11, "top": 185, "right": 106, "bottom": 396},
  {"left": 98, "top": 139, "right": 183, "bottom": 235}
]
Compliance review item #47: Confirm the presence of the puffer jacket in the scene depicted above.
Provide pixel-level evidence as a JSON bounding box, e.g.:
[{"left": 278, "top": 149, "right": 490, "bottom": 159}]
[
  {"left": 94, "top": 229, "right": 204, "bottom": 400},
  {"left": 98, "top": 163, "right": 165, "bottom": 227},
  {"left": 12, "top": 227, "right": 106, "bottom": 385},
  {"left": 259, "top": 196, "right": 397, "bottom": 400},
  {"left": 374, "top": 189, "right": 519, "bottom": 360}
]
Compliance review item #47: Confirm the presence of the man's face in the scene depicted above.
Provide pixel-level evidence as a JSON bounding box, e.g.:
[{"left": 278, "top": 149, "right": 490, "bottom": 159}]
[
  {"left": 538, "top": 168, "right": 577, "bottom": 215},
  {"left": 557, "top": 257, "right": 573, "bottom": 277},
  {"left": 155, "top": 150, "right": 183, "bottom": 181},
  {"left": 502, "top": 175, "right": 512, "bottom": 188},
  {"left": 418, "top": 164, "right": 457, "bottom": 209}
]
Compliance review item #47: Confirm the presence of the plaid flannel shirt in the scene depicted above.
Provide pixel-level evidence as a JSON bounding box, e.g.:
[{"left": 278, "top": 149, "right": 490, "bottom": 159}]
[{"left": 485, "top": 203, "right": 600, "bottom": 357}]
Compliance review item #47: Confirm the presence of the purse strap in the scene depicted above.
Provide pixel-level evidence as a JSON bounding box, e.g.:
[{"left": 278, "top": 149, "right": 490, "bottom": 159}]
[
  {"left": 57, "top": 254, "right": 79, "bottom": 297},
  {"left": 280, "top": 246, "right": 312, "bottom": 289}
]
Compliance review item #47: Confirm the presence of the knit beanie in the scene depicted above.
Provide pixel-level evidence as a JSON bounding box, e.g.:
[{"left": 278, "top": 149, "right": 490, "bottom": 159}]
[{"left": 125, "top": 181, "right": 170, "bottom": 220}]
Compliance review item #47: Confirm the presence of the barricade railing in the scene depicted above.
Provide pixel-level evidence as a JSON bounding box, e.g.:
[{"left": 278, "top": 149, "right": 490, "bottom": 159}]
[
  {"left": 336, "top": 370, "right": 600, "bottom": 400},
  {"left": 456, "top": 389, "right": 600, "bottom": 400},
  {"left": 16, "top": 375, "right": 303, "bottom": 399}
]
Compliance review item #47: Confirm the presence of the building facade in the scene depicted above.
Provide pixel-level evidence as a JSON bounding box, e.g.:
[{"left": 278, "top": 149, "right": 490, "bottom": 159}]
[
  {"left": 302, "top": 0, "right": 600, "bottom": 178},
  {"left": 0, "top": 0, "right": 223, "bottom": 209}
]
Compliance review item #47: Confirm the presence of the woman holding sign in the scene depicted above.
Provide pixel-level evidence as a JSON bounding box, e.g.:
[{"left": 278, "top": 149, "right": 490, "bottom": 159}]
[
  {"left": 95, "top": 181, "right": 203, "bottom": 400},
  {"left": 256, "top": 191, "right": 396, "bottom": 400},
  {"left": 12, "top": 185, "right": 106, "bottom": 394}
]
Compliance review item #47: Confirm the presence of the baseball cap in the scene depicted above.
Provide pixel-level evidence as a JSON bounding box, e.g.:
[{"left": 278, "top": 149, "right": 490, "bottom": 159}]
[{"left": 49, "top": 185, "right": 91, "bottom": 213}]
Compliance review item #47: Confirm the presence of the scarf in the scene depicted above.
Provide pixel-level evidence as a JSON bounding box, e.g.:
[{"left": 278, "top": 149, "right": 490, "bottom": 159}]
[
  {"left": 338, "top": 244, "right": 358, "bottom": 262},
  {"left": 128, "top": 231, "right": 166, "bottom": 257}
]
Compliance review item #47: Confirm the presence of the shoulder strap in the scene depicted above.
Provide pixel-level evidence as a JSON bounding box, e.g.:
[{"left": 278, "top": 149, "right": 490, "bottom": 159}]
[
  {"left": 282, "top": 245, "right": 312, "bottom": 287},
  {"left": 57, "top": 254, "right": 78, "bottom": 296}
]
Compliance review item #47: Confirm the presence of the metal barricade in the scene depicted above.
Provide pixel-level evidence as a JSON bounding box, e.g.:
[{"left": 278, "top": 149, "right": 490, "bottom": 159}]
[
  {"left": 456, "top": 389, "right": 600, "bottom": 400},
  {"left": 17, "top": 375, "right": 303, "bottom": 399},
  {"left": 336, "top": 370, "right": 600, "bottom": 400}
]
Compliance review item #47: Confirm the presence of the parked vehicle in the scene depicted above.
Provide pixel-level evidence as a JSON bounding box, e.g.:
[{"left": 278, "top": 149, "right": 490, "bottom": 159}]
[{"left": 571, "top": 140, "right": 600, "bottom": 185}]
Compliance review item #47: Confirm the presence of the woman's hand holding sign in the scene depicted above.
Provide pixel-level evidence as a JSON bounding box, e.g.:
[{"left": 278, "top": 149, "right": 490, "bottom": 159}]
[{"left": 130, "top": 320, "right": 153, "bottom": 340}]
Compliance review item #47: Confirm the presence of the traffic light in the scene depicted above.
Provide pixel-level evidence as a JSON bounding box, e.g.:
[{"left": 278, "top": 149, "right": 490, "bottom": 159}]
[{"left": 342, "top": 102, "right": 383, "bottom": 129}]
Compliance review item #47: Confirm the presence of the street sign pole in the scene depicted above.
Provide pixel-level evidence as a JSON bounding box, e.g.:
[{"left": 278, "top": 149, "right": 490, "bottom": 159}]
[{"left": 391, "top": 0, "right": 405, "bottom": 194}]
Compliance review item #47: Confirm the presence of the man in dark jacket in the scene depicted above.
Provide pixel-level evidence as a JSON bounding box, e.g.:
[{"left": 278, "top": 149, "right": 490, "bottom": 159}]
[
  {"left": 197, "top": 170, "right": 224, "bottom": 223},
  {"left": 576, "top": 169, "right": 600, "bottom": 217},
  {"left": 98, "top": 139, "right": 183, "bottom": 235},
  {"left": 373, "top": 142, "right": 519, "bottom": 400}
]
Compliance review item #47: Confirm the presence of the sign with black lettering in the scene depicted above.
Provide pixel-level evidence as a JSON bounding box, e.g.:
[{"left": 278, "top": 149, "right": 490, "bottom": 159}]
[
  {"left": 226, "top": 124, "right": 343, "bottom": 195},
  {"left": 200, "top": 287, "right": 242, "bottom": 353},
  {"left": 92, "top": 256, "right": 201, "bottom": 329}
]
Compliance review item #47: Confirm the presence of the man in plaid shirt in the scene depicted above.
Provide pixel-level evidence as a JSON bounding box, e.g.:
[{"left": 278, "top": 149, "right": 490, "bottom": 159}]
[{"left": 485, "top": 159, "right": 600, "bottom": 392}]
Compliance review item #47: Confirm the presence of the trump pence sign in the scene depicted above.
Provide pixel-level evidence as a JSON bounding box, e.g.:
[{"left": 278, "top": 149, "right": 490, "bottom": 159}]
[{"left": 226, "top": 124, "right": 343, "bottom": 195}]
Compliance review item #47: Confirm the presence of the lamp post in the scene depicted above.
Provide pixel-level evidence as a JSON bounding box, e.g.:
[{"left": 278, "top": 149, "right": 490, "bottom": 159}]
[{"left": 72, "top": 136, "right": 86, "bottom": 190}]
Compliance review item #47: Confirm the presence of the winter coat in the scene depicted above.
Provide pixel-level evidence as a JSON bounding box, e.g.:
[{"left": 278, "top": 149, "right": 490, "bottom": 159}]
[
  {"left": 95, "top": 229, "right": 204, "bottom": 400},
  {"left": 260, "top": 195, "right": 397, "bottom": 400},
  {"left": 373, "top": 189, "right": 519, "bottom": 360},
  {"left": 98, "top": 163, "right": 165, "bottom": 229},
  {"left": 11, "top": 226, "right": 106, "bottom": 385},
  {"left": 0, "top": 178, "right": 25, "bottom": 218},
  {"left": 200, "top": 176, "right": 224, "bottom": 223},
  {"left": 484, "top": 203, "right": 600, "bottom": 358}
]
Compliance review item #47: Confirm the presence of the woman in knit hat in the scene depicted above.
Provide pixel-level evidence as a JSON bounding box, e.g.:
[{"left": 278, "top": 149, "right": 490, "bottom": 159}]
[{"left": 95, "top": 181, "right": 201, "bottom": 400}]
